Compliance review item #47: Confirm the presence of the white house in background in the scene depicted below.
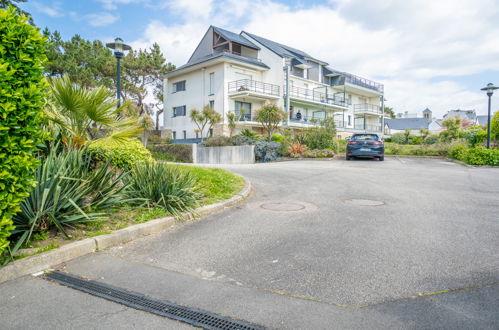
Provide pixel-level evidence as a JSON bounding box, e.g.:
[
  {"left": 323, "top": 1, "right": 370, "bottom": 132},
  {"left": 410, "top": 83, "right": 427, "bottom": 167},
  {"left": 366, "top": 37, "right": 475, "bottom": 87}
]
[
  {"left": 163, "top": 26, "right": 385, "bottom": 142},
  {"left": 443, "top": 109, "right": 477, "bottom": 124}
]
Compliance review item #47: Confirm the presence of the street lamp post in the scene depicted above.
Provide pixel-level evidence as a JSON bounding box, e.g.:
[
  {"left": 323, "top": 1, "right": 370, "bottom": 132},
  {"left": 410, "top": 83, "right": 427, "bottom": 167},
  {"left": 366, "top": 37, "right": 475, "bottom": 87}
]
[
  {"left": 106, "top": 37, "right": 131, "bottom": 109},
  {"left": 480, "top": 83, "right": 498, "bottom": 149}
]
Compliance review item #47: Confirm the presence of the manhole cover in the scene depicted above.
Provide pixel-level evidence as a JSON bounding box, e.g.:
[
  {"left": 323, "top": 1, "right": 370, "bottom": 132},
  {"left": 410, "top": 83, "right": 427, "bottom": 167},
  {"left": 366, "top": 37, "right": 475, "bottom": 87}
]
[
  {"left": 260, "top": 202, "right": 306, "bottom": 211},
  {"left": 343, "top": 199, "right": 385, "bottom": 206}
]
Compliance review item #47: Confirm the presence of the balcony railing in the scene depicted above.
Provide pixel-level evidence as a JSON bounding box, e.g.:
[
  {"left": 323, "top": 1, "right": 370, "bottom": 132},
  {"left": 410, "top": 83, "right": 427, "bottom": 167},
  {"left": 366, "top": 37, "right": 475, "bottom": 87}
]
[
  {"left": 288, "top": 86, "right": 346, "bottom": 107},
  {"left": 213, "top": 49, "right": 261, "bottom": 62},
  {"left": 228, "top": 79, "right": 280, "bottom": 97},
  {"left": 330, "top": 73, "right": 384, "bottom": 93},
  {"left": 353, "top": 104, "right": 382, "bottom": 115},
  {"left": 354, "top": 124, "right": 382, "bottom": 132}
]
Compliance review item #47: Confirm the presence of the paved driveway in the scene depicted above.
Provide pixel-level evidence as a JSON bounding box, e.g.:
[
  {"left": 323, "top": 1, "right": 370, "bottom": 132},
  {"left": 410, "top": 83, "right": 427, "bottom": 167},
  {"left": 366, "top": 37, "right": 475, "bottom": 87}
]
[{"left": 1, "top": 157, "right": 498, "bottom": 329}]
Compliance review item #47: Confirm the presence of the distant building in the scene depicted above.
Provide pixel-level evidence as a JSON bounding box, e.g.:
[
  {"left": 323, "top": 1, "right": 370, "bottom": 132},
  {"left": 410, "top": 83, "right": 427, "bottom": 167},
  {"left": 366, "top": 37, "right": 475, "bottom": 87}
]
[
  {"left": 396, "top": 111, "right": 418, "bottom": 118},
  {"left": 423, "top": 108, "right": 432, "bottom": 122},
  {"left": 443, "top": 109, "right": 477, "bottom": 124},
  {"left": 384, "top": 118, "right": 430, "bottom": 136}
]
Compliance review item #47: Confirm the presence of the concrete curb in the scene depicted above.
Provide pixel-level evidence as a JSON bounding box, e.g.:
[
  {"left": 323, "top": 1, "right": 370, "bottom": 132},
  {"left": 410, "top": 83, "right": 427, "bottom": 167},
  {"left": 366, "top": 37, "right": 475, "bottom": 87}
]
[{"left": 0, "top": 178, "right": 252, "bottom": 284}]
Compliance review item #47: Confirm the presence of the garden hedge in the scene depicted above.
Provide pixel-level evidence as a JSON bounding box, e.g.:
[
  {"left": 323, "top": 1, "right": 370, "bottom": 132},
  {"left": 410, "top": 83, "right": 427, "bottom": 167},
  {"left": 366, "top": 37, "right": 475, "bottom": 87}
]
[
  {"left": 0, "top": 7, "right": 47, "bottom": 255},
  {"left": 88, "top": 138, "right": 153, "bottom": 169}
]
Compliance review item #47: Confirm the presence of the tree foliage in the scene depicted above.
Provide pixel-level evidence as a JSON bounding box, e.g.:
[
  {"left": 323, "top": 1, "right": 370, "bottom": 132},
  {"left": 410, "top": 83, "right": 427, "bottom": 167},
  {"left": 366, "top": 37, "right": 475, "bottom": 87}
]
[
  {"left": 441, "top": 117, "right": 462, "bottom": 141},
  {"left": 384, "top": 106, "right": 396, "bottom": 119},
  {"left": 255, "top": 103, "right": 286, "bottom": 141},
  {"left": 190, "top": 105, "right": 221, "bottom": 140},
  {"left": 45, "top": 75, "right": 143, "bottom": 147},
  {"left": 0, "top": 1, "right": 32, "bottom": 24},
  {"left": 0, "top": 7, "right": 47, "bottom": 255},
  {"left": 491, "top": 110, "right": 499, "bottom": 141},
  {"left": 43, "top": 30, "right": 175, "bottom": 121}
]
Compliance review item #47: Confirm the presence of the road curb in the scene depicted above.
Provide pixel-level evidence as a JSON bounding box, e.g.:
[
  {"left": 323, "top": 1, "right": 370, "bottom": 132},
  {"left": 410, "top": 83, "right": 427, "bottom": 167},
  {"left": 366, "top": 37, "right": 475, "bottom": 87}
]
[{"left": 0, "top": 178, "right": 251, "bottom": 284}]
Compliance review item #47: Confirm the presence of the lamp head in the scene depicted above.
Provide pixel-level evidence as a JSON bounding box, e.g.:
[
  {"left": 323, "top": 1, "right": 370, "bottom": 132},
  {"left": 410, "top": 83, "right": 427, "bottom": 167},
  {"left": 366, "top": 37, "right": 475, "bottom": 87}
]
[{"left": 481, "top": 82, "right": 499, "bottom": 96}]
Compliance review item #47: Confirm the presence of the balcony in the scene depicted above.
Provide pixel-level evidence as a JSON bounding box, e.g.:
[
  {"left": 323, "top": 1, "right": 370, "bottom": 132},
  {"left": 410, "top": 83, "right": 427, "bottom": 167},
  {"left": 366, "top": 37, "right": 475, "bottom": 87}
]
[
  {"left": 354, "top": 124, "right": 383, "bottom": 132},
  {"left": 288, "top": 86, "right": 347, "bottom": 109},
  {"left": 213, "top": 48, "right": 261, "bottom": 62},
  {"left": 353, "top": 104, "right": 382, "bottom": 116},
  {"left": 228, "top": 79, "right": 280, "bottom": 99},
  {"left": 330, "top": 73, "right": 384, "bottom": 94}
]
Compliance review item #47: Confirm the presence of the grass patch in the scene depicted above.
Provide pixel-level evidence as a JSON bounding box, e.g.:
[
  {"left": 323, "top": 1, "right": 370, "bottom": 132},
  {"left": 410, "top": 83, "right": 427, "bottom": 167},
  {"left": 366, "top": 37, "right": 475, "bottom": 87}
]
[{"left": 172, "top": 165, "right": 246, "bottom": 205}]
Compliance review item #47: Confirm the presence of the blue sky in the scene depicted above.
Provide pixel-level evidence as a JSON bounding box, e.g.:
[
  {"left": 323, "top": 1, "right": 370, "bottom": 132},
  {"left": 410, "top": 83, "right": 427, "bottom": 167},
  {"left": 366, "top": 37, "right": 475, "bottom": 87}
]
[{"left": 21, "top": 0, "right": 499, "bottom": 117}]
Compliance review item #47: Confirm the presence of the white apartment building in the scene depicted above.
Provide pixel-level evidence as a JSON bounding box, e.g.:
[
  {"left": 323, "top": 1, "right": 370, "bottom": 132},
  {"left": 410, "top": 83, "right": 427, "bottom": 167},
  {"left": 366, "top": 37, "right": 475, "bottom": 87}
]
[{"left": 163, "top": 26, "right": 385, "bottom": 142}]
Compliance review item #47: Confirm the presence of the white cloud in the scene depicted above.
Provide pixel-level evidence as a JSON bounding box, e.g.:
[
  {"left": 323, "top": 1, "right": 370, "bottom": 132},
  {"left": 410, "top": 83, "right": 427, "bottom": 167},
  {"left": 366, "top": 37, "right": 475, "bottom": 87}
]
[
  {"left": 96, "top": 0, "right": 147, "bottom": 10},
  {"left": 85, "top": 12, "right": 120, "bottom": 27},
  {"left": 132, "top": 0, "right": 499, "bottom": 117},
  {"left": 33, "top": 1, "right": 64, "bottom": 17}
]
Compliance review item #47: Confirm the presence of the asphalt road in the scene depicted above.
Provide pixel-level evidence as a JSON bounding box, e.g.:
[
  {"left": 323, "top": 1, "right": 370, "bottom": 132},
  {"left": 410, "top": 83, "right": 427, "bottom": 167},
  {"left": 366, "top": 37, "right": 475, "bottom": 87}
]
[{"left": 1, "top": 157, "right": 498, "bottom": 329}]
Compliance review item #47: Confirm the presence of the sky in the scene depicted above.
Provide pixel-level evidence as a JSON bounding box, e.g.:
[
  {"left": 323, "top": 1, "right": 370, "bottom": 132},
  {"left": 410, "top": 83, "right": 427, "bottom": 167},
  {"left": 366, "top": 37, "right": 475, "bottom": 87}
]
[{"left": 21, "top": 0, "right": 499, "bottom": 118}]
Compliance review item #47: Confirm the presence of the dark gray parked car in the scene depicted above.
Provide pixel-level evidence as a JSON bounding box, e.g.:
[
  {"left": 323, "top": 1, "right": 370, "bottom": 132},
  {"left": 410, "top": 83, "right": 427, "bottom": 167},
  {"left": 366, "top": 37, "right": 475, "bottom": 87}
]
[{"left": 346, "top": 134, "right": 384, "bottom": 161}]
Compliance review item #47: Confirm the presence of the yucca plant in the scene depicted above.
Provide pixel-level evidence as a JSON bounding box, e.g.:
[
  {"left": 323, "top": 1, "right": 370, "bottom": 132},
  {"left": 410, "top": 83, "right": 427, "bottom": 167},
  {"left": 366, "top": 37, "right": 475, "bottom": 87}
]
[
  {"left": 9, "top": 146, "right": 129, "bottom": 255},
  {"left": 125, "top": 162, "right": 201, "bottom": 217}
]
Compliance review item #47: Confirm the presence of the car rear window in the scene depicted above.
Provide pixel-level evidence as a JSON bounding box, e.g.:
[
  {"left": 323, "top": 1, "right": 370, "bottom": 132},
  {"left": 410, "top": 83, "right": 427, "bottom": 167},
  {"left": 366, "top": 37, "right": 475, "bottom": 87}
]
[{"left": 351, "top": 134, "right": 379, "bottom": 141}]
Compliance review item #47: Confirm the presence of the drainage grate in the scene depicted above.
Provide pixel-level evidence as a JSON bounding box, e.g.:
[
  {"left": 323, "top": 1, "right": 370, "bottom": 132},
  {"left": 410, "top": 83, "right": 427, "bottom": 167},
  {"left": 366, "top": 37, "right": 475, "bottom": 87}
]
[{"left": 43, "top": 271, "right": 266, "bottom": 330}]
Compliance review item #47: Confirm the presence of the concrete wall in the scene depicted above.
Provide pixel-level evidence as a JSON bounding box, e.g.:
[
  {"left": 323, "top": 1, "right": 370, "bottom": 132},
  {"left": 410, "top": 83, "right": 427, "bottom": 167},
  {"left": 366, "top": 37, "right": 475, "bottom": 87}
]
[{"left": 193, "top": 144, "right": 255, "bottom": 164}]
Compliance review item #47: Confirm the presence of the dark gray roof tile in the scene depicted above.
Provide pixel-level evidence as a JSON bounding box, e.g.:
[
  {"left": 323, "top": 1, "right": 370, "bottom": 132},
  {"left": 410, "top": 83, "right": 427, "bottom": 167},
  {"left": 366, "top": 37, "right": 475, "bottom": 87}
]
[{"left": 385, "top": 118, "right": 429, "bottom": 130}]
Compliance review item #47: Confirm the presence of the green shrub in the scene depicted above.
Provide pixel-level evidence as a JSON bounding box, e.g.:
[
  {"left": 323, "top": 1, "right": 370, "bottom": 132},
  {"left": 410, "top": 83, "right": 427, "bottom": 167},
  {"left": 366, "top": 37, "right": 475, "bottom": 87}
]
[
  {"left": 301, "top": 118, "right": 336, "bottom": 149},
  {"left": 125, "top": 162, "right": 201, "bottom": 216},
  {"left": 423, "top": 134, "right": 439, "bottom": 145},
  {"left": 203, "top": 136, "right": 235, "bottom": 147},
  {"left": 333, "top": 139, "right": 347, "bottom": 153},
  {"left": 385, "top": 140, "right": 466, "bottom": 156},
  {"left": 449, "top": 145, "right": 468, "bottom": 160},
  {"left": 460, "top": 127, "right": 487, "bottom": 147},
  {"left": 390, "top": 133, "right": 408, "bottom": 144},
  {"left": 149, "top": 143, "right": 193, "bottom": 163},
  {"left": 0, "top": 8, "right": 48, "bottom": 255},
  {"left": 491, "top": 111, "right": 499, "bottom": 140},
  {"left": 411, "top": 136, "right": 423, "bottom": 145},
  {"left": 89, "top": 138, "right": 152, "bottom": 169},
  {"left": 450, "top": 146, "right": 499, "bottom": 166},
  {"left": 10, "top": 147, "right": 128, "bottom": 255}
]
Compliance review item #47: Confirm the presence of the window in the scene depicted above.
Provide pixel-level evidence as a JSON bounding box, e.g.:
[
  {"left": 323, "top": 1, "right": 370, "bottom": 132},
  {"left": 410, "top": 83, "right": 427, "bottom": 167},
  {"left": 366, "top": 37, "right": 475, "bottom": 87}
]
[
  {"left": 209, "top": 100, "right": 215, "bottom": 110},
  {"left": 172, "top": 131, "right": 176, "bottom": 140},
  {"left": 209, "top": 128, "right": 213, "bottom": 137},
  {"left": 195, "top": 131, "right": 199, "bottom": 139},
  {"left": 183, "top": 130, "right": 186, "bottom": 139},
  {"left": 235, "top": 101, "right": 251, "bottom": 121},
  {"left": 173, "top": 106, "right": 186, "bottom": 117},
  {"left": 209, "top": 72, "right": 214, "bottom": 95},
  {"left": 348, "top": 115, "right": 352, "bottom": 126},
  {"left": 172, "top": 80, "right": 186, "bottom": 93}
]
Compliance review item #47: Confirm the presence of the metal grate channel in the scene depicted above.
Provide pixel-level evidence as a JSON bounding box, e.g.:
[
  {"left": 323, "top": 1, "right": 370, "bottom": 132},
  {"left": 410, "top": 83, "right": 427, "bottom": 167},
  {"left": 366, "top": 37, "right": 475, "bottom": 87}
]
[{"left": 43, "top": 271, "right": 266, "bottom": 330}]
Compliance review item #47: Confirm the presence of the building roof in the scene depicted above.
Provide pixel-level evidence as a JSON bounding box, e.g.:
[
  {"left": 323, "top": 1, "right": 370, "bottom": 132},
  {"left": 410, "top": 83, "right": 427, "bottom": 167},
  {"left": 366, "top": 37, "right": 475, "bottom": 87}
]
[
  {"left": 165, "top": 52, "right": 270, "bottom": 77},
  {"left": 242, "top": 31, "right": 327, "bottom": 65},
  {"left": 444, "top": 109, "right": 476, "bottom": 121},
  {"left": 385, "top": 118, "right": 429, "bottom": 130},
  {"left": 212, "top": 26, "right": 260, "bottom": 50},
  {"left": 423, "top": 108, "right": 432, "bottom": 113},
  {"left": 476, "top": 115, "right": 488, "bottom": 126}
]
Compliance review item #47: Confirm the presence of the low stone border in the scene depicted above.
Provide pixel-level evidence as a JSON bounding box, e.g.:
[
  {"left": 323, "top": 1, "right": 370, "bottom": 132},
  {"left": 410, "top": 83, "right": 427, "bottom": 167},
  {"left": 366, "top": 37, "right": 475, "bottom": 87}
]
[{"left": 0, "top": 178, "right": 251, "bottom": 284}]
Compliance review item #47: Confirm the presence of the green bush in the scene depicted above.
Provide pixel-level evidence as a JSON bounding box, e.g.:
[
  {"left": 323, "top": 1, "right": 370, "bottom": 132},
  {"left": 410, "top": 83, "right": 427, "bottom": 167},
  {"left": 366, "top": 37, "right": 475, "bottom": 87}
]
[
  {"left": 450, "top": 146, "right": 499, "bottom": 166},
  {"left": 390, "top": 133, "right": 409, "bottom": 144},
  {"left": 423, "top": 134, "right": 439, "bottom": 145},
  {"left": 460, "top": 127, "right": 487, "bottom": 147},
  {"left": 0, "top": 8, "right": 48, "bottom": 255},
  {"left": 149, "top": 143, "right": 193, "bottom": 163},
  {"left": 385, "top": 140, "right": 466, "bottom": 156},
  {"left": 203, "top": 136, "right": 235, "bottom": 147},
  {"left": 411, "top": 136, "right": 423, "bottom": 145},
  {"left": 125, "top": 162, "right": 201, "bottom": 216},
  {"left": 301, "top": 118, "right": 336, "bottom": 150},
  {"left": 491, "top": 111, "right": 499, "bottom": 140},
  {"left": 10, "top": 146, "right": 128, "bottom": 255},
  {"left": 89, "top": 138, "right": 152, "bottom": 169}
]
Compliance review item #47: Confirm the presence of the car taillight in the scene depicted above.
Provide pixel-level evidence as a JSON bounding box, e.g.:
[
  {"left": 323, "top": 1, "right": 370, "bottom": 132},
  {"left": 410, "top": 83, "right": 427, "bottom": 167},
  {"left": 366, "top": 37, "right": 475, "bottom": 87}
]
[
  {"left": 373, "top": 141, "right": 383, "bottom": 145},
  {"left": 348, "top": 141, "right": 357, "bottom": 145}
]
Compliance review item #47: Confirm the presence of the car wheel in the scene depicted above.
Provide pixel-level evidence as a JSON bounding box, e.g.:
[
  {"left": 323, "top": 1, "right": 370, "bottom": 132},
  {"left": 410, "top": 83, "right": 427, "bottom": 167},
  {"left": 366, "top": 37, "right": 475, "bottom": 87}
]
[{"left": 379, "top": 156, "right": 384, "bottom": 161}]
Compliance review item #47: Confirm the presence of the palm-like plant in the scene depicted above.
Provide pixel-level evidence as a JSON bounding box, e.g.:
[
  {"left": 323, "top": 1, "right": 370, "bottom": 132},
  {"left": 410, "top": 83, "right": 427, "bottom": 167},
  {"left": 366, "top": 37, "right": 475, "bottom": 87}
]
[
  {"left": 227, "top": 112, "right": 237, "bottom": 137},
  {"left": 45, "top": 75, "right": 143, "bottom": 147}
]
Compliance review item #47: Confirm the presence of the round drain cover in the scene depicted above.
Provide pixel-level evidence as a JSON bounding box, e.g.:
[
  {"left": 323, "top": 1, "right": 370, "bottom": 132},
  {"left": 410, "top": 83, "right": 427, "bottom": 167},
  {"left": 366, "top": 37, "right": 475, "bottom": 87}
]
[
  {"left": 260, "top": 202, "right": 306, "bottom": 211},
  {"left": 344, "top": 199, "right": 384, "bottom": 206}
]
